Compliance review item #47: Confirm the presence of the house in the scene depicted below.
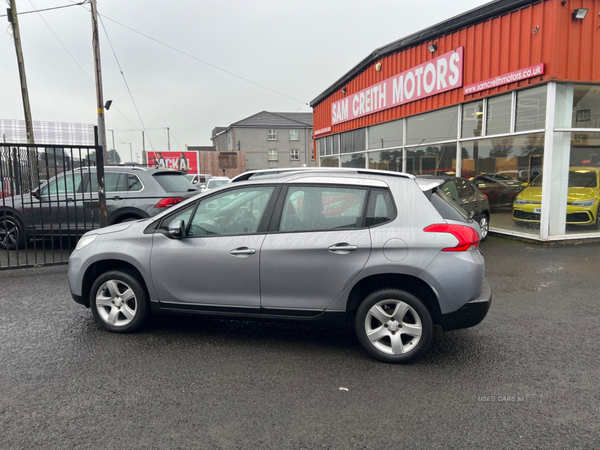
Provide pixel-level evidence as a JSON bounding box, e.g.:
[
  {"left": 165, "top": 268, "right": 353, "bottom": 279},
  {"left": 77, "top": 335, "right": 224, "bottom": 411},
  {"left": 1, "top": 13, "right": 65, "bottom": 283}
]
[{"left": 212, "top": 111, "right": 315, "bottom": 170}]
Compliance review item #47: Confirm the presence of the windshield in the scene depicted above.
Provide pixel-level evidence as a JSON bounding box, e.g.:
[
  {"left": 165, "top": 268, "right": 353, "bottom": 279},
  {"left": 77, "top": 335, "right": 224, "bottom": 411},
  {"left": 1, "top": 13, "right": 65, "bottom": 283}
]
[
  {"left": 154, "top": 173, "right": 196, "bottom": 192},
  {"left": 569, "top": 171, "right": 597, "bottom": 188},
  {"left": 530, "top": 171, "right": 598, "bottom": 188}
]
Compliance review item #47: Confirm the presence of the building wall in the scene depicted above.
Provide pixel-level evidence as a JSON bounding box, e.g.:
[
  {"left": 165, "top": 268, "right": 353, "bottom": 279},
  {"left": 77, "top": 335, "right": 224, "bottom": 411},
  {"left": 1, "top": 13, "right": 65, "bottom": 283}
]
[
  {"left": 235, "top": 127, "right": 315, "bottom": 171},
  {"left": 312, "top": 0, "right": 600, "bottom": 140}
]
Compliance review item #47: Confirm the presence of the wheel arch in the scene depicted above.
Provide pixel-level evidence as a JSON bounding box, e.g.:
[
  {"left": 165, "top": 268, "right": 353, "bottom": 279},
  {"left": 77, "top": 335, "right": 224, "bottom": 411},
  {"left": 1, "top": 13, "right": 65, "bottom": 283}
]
[
  {"left": 108, "top": 207, "right": 150, "bottom": 225},
  {"left": 345, "top": 273, "right": 442, "bottom": 326},
  {"left": 81, "top": 259, "right": 149, "bottom": 308}
]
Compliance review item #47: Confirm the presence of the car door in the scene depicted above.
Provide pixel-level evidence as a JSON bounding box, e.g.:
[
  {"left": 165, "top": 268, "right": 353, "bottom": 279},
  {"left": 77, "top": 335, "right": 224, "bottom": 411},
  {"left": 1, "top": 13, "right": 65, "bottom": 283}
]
[
  {"left": 33, "top": 172, "right": 85, "bottom": 232},
  {"left": 260, "top": 183, "right": 371, "bottom": 312},
  {"left": 149, "top": 185, "right": 277, "bottom": 308}
]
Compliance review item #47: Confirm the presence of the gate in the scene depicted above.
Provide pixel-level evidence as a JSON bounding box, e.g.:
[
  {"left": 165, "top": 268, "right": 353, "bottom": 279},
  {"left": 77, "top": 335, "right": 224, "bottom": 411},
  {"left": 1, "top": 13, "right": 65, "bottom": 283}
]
[{"left": 0, "top": 141, "right": 103, "bottom": 270}]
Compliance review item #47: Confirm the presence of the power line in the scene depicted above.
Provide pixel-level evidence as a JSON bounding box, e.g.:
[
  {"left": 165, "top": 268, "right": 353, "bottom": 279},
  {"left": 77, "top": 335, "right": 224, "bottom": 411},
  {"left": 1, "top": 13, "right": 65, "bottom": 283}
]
[
  {"left": 0, "top": 1, "right": 86, "bottom": 17},
  {"left": 23, "top": 0, "right": 142, "bottom": 131},
  {"left": 97, "top": 14, "right": 308, "bottom": 105},
  {"left": 98, "top": 15, "right": 155, "bottom": 151}
]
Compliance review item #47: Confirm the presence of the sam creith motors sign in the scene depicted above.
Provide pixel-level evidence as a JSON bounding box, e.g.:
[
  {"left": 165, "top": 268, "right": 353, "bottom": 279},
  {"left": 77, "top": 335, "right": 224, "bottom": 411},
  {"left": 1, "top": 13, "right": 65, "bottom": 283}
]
[{"left": 331, "top": 47, "right": 464, "bottom": 125}]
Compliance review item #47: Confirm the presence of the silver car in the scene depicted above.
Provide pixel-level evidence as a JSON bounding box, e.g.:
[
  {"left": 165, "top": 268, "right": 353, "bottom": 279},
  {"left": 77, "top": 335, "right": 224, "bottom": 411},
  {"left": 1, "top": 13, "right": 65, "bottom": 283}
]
[{"left": 68, "top": 168, "right": 491, "bottom": 363}]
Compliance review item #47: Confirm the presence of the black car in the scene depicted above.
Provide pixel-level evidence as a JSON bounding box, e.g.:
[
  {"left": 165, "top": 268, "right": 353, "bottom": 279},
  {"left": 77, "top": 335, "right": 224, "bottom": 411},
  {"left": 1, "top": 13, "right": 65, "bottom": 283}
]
[{"left": 418, "top": 175, "right": 491, "bottom": 240}]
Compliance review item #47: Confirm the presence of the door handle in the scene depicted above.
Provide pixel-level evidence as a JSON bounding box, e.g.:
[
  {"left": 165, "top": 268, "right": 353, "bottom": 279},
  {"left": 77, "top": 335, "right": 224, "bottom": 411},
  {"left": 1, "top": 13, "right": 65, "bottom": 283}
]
[
  {"left": 230, "top": 247, "right": 256, "bottom": 256},
  {"left": 328, "top": 243, "right": 358, "bottom": 253}
]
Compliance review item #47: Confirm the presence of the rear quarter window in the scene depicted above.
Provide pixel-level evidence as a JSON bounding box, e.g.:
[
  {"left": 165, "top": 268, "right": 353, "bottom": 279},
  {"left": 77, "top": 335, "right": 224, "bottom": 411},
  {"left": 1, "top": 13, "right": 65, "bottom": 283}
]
[
  {"left": 153, "top": 173, "right": 194, "bottom": 192},
  {"left": 430, "top": 189, "right": 469, "bottom": 222}
]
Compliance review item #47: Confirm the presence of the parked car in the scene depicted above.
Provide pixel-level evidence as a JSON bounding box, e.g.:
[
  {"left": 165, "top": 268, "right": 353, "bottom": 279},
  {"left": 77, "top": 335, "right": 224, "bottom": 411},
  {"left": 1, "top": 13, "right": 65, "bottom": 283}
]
[
  {"left": 185, "top": 173, "right": 212, "bottom": 188},
  {"left": 0, "top": 166, "right": 197, "bottom": 250},
  {"left": 418, "top": 175, "right": 491, "bottom": 240},
  {"left": 513, "top": 167, "right": 600, "bottom": 228},
  {"left": 200, "top": 176, "right": 230, "bottom": 192},
  {"left": 469, "top": 173, "right": 526, "bottom": 209},
  {"left": 68, "top": 168, "right": 492, "bottom": 364}
]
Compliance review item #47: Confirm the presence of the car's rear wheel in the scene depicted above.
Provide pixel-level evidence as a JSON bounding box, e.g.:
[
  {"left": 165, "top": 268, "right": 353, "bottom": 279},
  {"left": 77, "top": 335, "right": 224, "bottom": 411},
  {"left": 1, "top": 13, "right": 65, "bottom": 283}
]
[
  {"left": 90, "top": 270, "right": 148, "bottom": 333},
  {"left": 355, "top": 289, "right": 433, "bottom": 364},
  {"left": 478, "top": 214, "right": 490, "bottom": 241},
  {"left": 0, "top": 216, "right": 25, "bottom": 250}
]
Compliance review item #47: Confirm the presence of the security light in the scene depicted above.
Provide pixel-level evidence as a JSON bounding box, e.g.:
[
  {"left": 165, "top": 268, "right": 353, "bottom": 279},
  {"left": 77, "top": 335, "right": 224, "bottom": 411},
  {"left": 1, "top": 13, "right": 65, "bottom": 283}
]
[
  {"left": 572, "top": 8, "right": 588, "bottom": 19},
  {"left": 428, "top": 43, "right": 437, "bottom": 53},
  {"left": 104, "top": 100, "right": 113, "bottom": 110}
]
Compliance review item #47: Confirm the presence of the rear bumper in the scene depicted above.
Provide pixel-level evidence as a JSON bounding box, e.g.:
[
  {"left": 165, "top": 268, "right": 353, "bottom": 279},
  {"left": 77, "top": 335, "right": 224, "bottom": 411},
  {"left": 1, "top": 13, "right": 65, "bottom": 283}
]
[{"left": 442, "top": 279, "right": 492, "bottom": 331}]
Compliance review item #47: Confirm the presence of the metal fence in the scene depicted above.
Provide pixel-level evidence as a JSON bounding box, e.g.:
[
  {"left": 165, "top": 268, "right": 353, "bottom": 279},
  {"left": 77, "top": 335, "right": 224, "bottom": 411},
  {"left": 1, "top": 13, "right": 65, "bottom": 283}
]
[{"left": 0, "top": 141, "right": 101, "bottom": 270}]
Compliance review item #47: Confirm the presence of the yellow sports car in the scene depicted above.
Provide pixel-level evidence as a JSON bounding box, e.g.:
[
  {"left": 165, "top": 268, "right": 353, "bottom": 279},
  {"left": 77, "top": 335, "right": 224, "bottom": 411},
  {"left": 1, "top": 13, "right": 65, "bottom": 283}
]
[{"left": 513, "top": 167, "right": 600, "bottom": 228}]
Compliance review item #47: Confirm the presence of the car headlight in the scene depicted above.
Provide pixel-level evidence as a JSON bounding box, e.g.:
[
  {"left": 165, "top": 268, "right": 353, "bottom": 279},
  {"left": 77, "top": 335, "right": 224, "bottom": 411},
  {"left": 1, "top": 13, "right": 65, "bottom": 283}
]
[
  {"left": 75, "top": 234, "right": 98, "bottom": 251},
  {"left": 514, "top": 198, "right": 527, "bottom": 205},
  {"left": 568, "top": 199, "right": 596, "bottom": 207}
]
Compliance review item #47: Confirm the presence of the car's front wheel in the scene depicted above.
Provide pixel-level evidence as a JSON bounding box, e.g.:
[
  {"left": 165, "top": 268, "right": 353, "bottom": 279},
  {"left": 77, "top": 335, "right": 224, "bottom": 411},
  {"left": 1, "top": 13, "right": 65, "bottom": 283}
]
[
  {"left": 355, "top": 289, "right": 433, "bottom": 364},
  {"left": 90, "top": 270, "right": 148, "bottom": 333}
]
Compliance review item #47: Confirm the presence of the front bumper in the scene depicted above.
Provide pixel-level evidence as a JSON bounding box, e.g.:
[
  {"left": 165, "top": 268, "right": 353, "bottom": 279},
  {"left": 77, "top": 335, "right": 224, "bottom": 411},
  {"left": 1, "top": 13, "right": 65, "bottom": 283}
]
[
  {"left": 442, "top": 278, "right": 492, "bottom": 331},
  {"left": 513, "top": 204, "right": 597, "bottom": 225}
]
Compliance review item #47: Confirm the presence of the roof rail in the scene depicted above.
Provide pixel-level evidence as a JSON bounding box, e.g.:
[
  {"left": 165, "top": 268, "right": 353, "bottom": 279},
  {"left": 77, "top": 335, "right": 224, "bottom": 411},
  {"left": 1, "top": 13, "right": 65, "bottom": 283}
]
[{"left": 231, "top": 167, "right": 414, "bottom": 183}]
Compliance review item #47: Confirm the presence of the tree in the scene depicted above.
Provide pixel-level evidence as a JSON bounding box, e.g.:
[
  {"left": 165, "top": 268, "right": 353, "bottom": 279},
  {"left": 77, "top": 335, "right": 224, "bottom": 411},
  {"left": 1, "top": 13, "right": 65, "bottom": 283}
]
[
  {"left": 107, "top": 149, "right": 121, "bottom": 165},
  {"left": 520, "top": 135, "right": 544, "bottom": 156},
  {"left": 490, "top": 137, "right": 514, "bottom": 158}
]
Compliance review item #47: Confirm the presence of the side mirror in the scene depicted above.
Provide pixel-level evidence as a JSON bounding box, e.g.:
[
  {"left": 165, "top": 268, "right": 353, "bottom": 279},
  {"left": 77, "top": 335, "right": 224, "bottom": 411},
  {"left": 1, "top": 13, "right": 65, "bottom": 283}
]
[
  {"left": 168, "top": 220, "right": 185, "bottom": 238},
  {"left": 468, "top": 211, "right": 475, "bottom": 220},
  {"left": 32, "top": 188, "right": 41, "bottom": 200}
]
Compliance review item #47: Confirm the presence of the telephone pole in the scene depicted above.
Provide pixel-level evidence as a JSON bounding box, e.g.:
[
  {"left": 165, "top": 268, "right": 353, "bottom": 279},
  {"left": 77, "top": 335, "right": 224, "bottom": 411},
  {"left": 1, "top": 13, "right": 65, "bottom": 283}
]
[
  {"left": 7, "top": 0, "right": 38, "bottom": 187},
  {"left": 90, "top": 0, "right": 108, "bottom": 226}
]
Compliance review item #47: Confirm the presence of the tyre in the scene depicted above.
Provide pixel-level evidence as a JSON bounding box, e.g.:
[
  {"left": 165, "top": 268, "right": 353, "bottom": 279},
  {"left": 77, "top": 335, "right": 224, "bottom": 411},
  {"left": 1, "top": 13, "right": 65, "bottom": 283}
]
[
  {"left": 0, "top": 216, "right": 25, "bottom": 250},
  {"left": 478, "top": 214, "right": 489, "bottom": 241},
  {"left": 90, "top": 270, "right": 148, "bottom": 333},
  {"left": 355, "top": 289, "right": 433, "bottom": 364}
]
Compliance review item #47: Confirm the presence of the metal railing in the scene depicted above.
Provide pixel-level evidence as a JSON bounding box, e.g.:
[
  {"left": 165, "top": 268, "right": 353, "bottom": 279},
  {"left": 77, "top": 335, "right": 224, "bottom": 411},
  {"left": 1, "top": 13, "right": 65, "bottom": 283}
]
[{"left": 0, "top": 141, "right": 102, "bottom": 270}]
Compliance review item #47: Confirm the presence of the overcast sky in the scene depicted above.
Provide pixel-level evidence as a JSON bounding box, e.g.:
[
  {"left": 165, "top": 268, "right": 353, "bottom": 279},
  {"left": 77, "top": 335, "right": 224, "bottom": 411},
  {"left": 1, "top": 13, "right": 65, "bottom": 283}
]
[{"left": 2, "top": 0, "right": 486, "bottom": 162}]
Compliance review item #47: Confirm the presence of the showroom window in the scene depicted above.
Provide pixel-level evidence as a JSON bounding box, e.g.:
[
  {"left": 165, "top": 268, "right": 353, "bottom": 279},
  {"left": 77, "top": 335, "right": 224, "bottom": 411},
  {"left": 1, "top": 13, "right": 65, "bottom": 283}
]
[
  {"left": 340, "top": 129, "right": 366, "bottom": 153},
  {"left": 486, "top": 93, "right": 512, "bottom": 136},
  {"left": 341, "top": 153, "right": 366, "bottom": 168},
  {"left": 406, "top": 143, "right": 456, "bottom": 175},
  {"left": 572, "top": 85, "right": 600, "bottom": 128},
  {"left": 368, "top": 149, "right": 403, "bottom": 171},
  {"left": 368, "top": 120, "right": 403, "bottom": 149},
  {"left": 515, "top": 85, "right": 547, "bottom": 132},
  {"left": 406, "top": 107, "right": 457, "bottom": 145},
  {"left": 462, "top": 100, "right": 483, "bottom": 138}
]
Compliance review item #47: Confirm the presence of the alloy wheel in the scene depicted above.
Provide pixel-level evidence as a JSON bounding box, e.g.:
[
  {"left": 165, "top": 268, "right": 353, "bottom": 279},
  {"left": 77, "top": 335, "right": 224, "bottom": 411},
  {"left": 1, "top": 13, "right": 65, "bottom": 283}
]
[
  {"left": 364, "top": 299, "right": 423, "bottom": 355},
  {"left": 95, "top": 279, "right": 138, "bottom": 327}
]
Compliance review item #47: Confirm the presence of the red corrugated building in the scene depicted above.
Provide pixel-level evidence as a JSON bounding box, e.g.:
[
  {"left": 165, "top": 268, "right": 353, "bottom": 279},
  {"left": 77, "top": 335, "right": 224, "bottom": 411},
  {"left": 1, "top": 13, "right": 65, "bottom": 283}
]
[{"left": 311, "top": 0, "right": 600, "bottom": 241}]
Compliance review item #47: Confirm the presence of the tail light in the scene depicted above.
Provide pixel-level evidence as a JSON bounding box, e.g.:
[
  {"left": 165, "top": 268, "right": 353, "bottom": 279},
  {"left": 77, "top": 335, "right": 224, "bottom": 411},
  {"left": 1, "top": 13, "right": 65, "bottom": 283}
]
[
  {"left": 423, "top": 224, "right": 480, "bottom": 251},
  {"left": 154, "top": 197, "right": 184, "bottom": 208}
]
